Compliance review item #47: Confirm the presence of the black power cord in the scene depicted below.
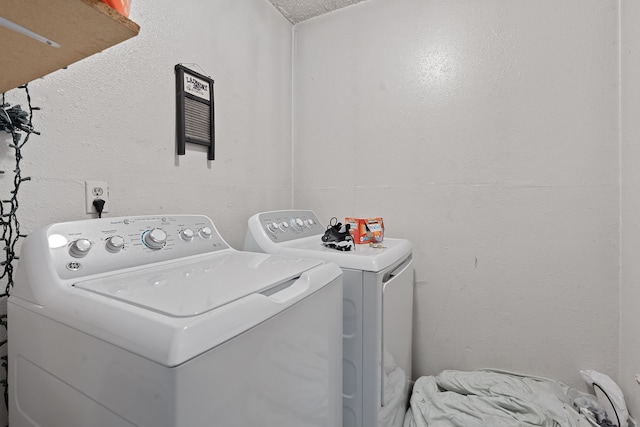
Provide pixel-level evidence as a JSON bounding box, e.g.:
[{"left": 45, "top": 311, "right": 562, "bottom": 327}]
[{"left": 92, "top": 199, "right": 106, "bottom": 218}]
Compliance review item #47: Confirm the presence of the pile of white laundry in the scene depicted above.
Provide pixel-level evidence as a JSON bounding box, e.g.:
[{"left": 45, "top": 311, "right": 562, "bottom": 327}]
[{"left": 403, "top": 369, "right": 633, "bottom": 427}]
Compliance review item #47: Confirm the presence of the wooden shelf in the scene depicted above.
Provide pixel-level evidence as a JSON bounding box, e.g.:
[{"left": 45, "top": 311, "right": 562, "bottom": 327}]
[{"left": 0, "top": 0, "right": 140, "bottom": 93}]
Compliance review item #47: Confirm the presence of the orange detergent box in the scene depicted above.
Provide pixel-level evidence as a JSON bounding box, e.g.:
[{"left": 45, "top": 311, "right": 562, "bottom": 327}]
[{"left": 345, "top": 217, "right": 384, "bottom": 244}]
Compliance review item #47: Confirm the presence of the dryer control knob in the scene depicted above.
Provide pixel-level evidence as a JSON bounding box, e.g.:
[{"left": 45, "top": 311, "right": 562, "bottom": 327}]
[
  {"left": 304, "top": 219, "right": 315, "bottom": 228},
  {"left": 279, "top": 222, "right": 289, "bottom": 232},
  {"left": 266, "top": 222, "right": 279, "bottom": 234},
  {"left": 291, "top": 218, "right": 304, "bottom": 231},
  {"left": 199, "top": 226, "right": 213, "bottom": 239},
  {"left": 105, "top": 235, "right": 125, "bottom": 253},
  {"left": 144, "top": 228, "right": 167, "bottom": 250},
  {"left": 69, "top": 239, "right": 92, "bottom": 258}
]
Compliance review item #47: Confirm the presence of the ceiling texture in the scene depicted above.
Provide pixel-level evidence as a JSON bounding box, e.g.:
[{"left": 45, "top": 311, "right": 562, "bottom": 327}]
[{"left": 267, "top": 0, "right": 369, "bottom": 24}]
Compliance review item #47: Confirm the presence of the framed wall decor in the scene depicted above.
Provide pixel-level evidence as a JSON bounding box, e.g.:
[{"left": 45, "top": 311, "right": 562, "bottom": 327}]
[{"left": 175, "top": 64, "right": 215, "bottom": 160}]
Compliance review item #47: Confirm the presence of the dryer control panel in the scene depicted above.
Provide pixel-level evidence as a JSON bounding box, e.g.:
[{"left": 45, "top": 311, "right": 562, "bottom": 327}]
[
  {"left": 40, "top": 215, "right": 229, "bottom": 280},
  {"left": 253, "top": 210, "right": 326, "bottom": 243}
]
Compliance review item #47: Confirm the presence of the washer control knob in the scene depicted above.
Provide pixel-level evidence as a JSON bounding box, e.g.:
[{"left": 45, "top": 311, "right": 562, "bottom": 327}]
[
  {"left": 304, "top": 219, "right": 315, "bottom": 228},
  {"left": 144, "top": 228, "right": 167, "bottom": 250},
  {"left": 266, "top": 222, "right": 279, "bottom": 234},
  {"left": 279, "top": 222, "right": 289, "bottom": 232},
  {"left": 69, "top": 239, "right": 91, "bottom": 258},
  {"left": 180, "top": 228, "right": 195, "bottom": 241},
  {"left": 69, "top": 239, "right": 92, "bottom": 258},
  {"left": 199, "top": 226, "right": 213, "bottom": 239},
  {"left": 105, "top": 235, "right": 125, "bottom": 253}
]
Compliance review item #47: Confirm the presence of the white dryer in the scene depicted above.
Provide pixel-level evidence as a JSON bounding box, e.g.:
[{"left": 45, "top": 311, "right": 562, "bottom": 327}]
[
  {"left": 245, "top": 210, "right": 414, "bottom": 427},
  {"left": 9, "top": 214, "right": 343, "bottom": 427}
]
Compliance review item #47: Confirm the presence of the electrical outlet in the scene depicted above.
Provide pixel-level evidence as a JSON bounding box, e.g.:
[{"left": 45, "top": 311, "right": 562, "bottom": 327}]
[{"left": 85, "top": 181, "right": 109, "bottom": 214}]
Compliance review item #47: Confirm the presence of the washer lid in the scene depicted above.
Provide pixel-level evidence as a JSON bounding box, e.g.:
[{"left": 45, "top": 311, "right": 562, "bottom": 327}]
[
  {"left": 277, "top": 237, "right": 412, "bottom": 272},
  {"left": 75, "top": 251, "right": 323, "bottom": 317}
]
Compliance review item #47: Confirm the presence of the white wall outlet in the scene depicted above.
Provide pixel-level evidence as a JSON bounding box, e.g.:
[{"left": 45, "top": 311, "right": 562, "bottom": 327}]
[{"left": 85, "top": 181, "right": 109, "bottom": 214}]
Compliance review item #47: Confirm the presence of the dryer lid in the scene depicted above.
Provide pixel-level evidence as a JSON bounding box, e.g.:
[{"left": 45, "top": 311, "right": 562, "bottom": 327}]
[{"left": 75, "top": 251, "right": 322, "bottom": 317}]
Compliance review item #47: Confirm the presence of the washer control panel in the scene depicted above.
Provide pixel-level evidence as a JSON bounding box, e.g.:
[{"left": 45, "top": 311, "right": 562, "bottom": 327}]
[
  {"left": 46, "top": 215, "right": 229, "bottom": 280},
  {"left": 256, "top": 210, "right": 326, "bottom": 243}
]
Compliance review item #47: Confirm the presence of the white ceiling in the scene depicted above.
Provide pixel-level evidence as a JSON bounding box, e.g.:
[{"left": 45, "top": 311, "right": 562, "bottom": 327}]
[{"left": 268, "top": 0, "right": 369, "bottom": 24}]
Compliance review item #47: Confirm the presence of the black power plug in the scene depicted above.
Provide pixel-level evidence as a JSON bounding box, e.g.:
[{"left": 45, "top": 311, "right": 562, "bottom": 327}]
[{"left": 92, "top": 198, "right": 106, "bottom": 218}]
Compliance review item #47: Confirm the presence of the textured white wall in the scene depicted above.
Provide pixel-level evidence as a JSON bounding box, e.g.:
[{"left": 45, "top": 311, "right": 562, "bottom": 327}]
[
  {"left": 1, "top": 0, "right": 293, "bottom": 250},
  {"left": 293, "top": 0, "right": 620, "bottom": 390},
  {"left": 621, "top": 0, "right": 640, "bottom": 418}
]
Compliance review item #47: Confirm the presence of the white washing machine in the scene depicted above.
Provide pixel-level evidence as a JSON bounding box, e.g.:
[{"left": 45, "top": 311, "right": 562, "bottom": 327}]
[
  {"left": 8, "top": 214, "right": 343, "bottom": 427},
  {"left": 245, "top": 210, "right": 413, "bottom": 427}
]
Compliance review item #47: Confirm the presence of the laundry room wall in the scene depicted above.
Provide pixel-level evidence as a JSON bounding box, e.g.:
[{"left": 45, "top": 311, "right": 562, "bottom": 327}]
[
  {"left": 620, "top": 0, "right": 640, "bottom": 418},
  {"left": 292, "top": 0, "right": 621, "bottom": 392},
  {"left": 1, "top": 0, "right": 293, "bottom": 250}
]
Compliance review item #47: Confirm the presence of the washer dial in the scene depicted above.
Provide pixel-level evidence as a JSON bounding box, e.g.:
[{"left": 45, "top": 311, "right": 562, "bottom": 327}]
[
  {"left": 180, "top": 228, "right": 195, "bottom": 241},
  {"left": 143, "top": 228, "right": 167, "bottom": 250},
  {"left": 105, "top": 235, "right": 125, "bottom": 253},
  {"left": 69, "top": 239, "right": 92, "bottom": 258}
]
